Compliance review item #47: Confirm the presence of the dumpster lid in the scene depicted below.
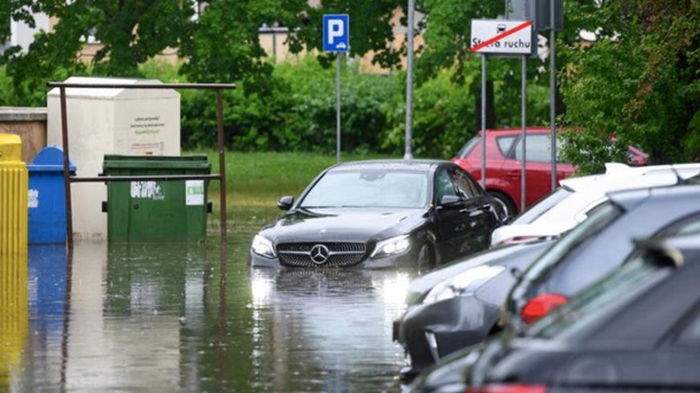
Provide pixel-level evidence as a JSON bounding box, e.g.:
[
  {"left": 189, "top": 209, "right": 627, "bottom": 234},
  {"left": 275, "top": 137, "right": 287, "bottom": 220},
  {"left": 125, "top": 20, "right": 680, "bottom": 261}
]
[
  {"left": 102, "top": 155, "right": 211, "bottom": 170},
  {"left": 27, "top": 146, "right": 76, "bottom": 172}
]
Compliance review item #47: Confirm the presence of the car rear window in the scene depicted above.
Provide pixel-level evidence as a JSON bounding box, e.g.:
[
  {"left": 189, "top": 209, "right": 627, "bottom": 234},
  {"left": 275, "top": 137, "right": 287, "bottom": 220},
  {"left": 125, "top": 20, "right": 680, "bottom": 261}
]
[
  {"left": 686, "top": 174, "right": 700, "bottom": 185},
  {"left": 457, "top": 136, "right": 480, "bottom": 159},
  {"left": 529, "top": 254, "right": 672, "bottom": 341},
  {"left": 511, "top": 134, "right": 567, "bottom": 163},
  {"left": 657, "top": 212, "right": 700, "bottom": 236},
  {"left": 675, "top": 306, "right": 700, "bottom": 346},
  {"left": 511, "top": 187, "right": 574, "bottom": 225},
  {"left": 523, "top": 202, "right": 623, "bottom": 282}
]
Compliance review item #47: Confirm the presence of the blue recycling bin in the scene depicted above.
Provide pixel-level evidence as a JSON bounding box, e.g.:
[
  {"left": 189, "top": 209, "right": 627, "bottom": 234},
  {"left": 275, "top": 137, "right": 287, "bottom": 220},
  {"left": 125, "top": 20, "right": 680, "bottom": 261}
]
[{"left": 27, "top": 146, "right": 75, "bottom": 244}]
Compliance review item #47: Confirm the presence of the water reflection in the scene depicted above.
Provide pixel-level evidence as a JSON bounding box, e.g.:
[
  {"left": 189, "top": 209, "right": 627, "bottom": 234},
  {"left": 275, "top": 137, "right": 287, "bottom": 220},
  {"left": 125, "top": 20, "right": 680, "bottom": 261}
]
[
  {"left": 10, "top": 242, "right": 415, "bottom": 392},
  {"left": 0, "top": 251, "right": 28, "bottom": 390},
  {"left": 249, "top": 268, "right": 411, "bottom": 392}
]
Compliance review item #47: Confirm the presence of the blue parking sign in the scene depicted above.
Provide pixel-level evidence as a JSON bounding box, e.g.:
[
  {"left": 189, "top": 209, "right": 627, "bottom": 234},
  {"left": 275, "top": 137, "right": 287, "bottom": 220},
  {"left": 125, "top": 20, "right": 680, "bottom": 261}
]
[{"left": 323, "top": 14, "right": 349, "bottom": 52}]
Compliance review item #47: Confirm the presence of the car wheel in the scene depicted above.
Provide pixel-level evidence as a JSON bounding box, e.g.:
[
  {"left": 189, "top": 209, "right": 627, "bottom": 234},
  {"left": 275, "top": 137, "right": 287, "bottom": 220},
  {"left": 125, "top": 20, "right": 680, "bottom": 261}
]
[
  {"left": 488, "top": 191, "right": 517, "bottom": 218},
  {"left": 415, "top": 244, "right": 435, "bottom": 271}
]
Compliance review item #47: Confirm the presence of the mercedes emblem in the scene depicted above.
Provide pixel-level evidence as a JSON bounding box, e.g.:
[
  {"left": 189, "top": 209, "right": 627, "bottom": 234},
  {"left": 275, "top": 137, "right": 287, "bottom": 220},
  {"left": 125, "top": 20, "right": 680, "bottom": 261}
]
[{"left": 309, "top": 244, "right": 331, "bottom": 265}]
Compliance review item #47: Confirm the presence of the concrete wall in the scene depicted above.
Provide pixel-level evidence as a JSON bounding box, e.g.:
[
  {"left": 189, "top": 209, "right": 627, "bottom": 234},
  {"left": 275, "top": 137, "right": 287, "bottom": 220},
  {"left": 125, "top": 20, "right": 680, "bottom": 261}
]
[{"left": 0, "top": 108, "right": 48, "bottom": 163}]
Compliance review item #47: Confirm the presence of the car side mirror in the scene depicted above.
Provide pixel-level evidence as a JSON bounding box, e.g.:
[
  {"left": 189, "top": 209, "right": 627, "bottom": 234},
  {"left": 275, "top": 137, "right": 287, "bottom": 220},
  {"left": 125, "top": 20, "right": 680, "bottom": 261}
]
[
  {"left": 439, "top": 195, "right": 462, "bottom": 206},
  {"left": 277, "top": 196, "right": 294, "bottom": 211}
]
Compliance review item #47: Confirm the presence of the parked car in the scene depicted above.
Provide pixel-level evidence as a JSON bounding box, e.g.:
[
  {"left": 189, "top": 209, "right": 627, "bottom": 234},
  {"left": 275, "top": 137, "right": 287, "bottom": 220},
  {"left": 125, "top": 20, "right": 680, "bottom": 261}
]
[
  {"left": 408, "top": 231, "right": 700, "bottom": 393},
  {"left": 491, "top": 163, "right": 700, "bottom": 246},
  {"left": 504, "top": 183, "right": 700, "bottom": 331},
  {"left": 452, "top": 128, "right": 649, "bottom": 216},
  {"left": 393, "top": 165, "right": 700, "bottom": 379},
  {"left": 394, "top": 239, "right": 554, "bottom": 381},
  {"left": 398, "top": 178, "right": 700, "bottom": 380},
  {"left": 249, "top": 160, "right": 504, "bottom": 269}
]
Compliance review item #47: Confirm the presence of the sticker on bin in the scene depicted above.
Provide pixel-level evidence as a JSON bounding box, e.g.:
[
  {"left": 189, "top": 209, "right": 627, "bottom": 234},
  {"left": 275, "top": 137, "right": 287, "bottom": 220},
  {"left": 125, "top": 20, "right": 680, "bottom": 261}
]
[
  {"left": 131, "top": 181, "right": 165, "bottom": 200},
  {"left": 28, "top": 189, "right": 39, "bottom": 208},
  {"left": 186, "top": 180, "right": 205, "bottom": 206}
]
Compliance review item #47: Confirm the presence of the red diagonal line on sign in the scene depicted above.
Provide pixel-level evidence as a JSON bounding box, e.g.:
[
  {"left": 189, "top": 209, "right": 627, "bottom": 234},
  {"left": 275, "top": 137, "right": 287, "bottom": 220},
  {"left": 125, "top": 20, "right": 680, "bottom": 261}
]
[{"left": 471, "top": 21, "right": 533, "bottom": 52}]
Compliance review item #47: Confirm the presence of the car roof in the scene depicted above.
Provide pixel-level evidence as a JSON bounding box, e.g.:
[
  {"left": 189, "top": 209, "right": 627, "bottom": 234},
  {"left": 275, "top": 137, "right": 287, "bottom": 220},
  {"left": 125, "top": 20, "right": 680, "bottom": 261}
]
[
  {"left": 604, "top": 162, "right": 700, "bottom": 179},
  {"left": 521, "top": 168, "right": 693, "bottom": 233},
  {"left": 480, "top": 127, "right": 549, "bottom": 135},
  {"left": 608, "top": 183, "right": 700, "bottom": 210},
  {"left": 329, "top": 159, "right": 448, "bottom": 172}
]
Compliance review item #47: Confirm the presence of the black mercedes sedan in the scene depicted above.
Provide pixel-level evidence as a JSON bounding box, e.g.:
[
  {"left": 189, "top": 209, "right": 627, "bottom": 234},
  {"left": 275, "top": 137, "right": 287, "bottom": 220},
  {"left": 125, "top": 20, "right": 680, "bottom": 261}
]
[
  {"left": 249, "top": 160, "right": 504, "bottom": 269},
  {"left": 409, "top": 232, "right": 700, "bottom": 393}
]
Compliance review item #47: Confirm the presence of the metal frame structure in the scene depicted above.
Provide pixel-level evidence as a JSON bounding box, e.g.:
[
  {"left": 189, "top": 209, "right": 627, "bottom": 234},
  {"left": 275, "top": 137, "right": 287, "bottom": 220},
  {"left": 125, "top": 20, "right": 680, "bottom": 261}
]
[{"left": 47, "top": 82, "right": 236, "bottom": 249}]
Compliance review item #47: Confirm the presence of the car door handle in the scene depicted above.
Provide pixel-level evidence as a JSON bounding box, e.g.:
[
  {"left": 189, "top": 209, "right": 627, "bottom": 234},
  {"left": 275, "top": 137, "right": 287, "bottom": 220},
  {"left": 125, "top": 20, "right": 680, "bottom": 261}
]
[
  {"left": 506, "top": 171, "right": 520, "bottom": 178},
  {"left": 461, "top": 208, "right": 484, "bottom": 218}
]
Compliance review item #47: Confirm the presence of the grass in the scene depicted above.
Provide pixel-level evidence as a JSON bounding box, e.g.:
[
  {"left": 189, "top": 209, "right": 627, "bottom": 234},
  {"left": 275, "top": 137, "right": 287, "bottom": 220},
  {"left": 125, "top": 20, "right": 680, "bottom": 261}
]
[{"left": 189, "top": 151, "right": 396, "bottom": 236}]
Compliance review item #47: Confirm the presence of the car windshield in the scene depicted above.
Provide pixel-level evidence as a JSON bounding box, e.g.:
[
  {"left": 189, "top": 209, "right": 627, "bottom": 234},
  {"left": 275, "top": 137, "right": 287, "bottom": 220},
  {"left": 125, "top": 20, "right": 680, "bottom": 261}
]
[
  {"left": 523, "top": 202, "right": 623, "bottom": 281},
  {"left": 300, "top": 169, "right": 429, "bottom": 209},
  {"left": 529, "top": 253, "right": 672, "bottom": 341},
  {"left": 457, "top": 136, "right": 480, "bottom": 158},
  {"left": 686, "top": 174, "right": 700, "bottom": 184},
  {"left": 511, "top": 187, "right": 574, "bottom": 225}
]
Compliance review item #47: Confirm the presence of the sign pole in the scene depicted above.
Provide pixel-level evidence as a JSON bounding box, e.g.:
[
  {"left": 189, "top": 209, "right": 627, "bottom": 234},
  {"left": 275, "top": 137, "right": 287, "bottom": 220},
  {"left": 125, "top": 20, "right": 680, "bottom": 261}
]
[
  {"left": 470, "top": 19, "right": 533, "bottom": 188},
  {"left": 480, "top": 54, "right": 487, "bottom": 186},
  {"left": 520, "top": 55, "right": 527, "bottom": 212},
  {"left": 336, "top": 52, "right": 342, "bottom": 163},
  {"left": 404, "top": 0, "right": 415, "bottom": 160},
  {"left": 549, "top": 1, "right": 557, "bottom": 191},
  {"left": 323, "top": 14, "right": 349, "bottom": 163}
]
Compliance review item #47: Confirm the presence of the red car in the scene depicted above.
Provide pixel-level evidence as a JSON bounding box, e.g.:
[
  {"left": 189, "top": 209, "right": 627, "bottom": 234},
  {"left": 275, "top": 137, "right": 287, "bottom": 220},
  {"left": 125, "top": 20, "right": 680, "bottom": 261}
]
[{"left": 452, "top": 127, "right": 648, "bottom": 216}]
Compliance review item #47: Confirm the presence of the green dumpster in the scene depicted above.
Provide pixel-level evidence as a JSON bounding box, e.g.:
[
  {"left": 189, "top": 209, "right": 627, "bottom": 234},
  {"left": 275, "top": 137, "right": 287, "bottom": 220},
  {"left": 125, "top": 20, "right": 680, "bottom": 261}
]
[{"left": 103, "top": 155, "right": 211, "bottom": 242}]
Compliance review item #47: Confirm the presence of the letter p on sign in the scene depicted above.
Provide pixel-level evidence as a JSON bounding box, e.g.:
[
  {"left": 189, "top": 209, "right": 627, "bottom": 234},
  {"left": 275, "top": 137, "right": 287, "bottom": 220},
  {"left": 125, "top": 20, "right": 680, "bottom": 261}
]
[{"left": 323, "top": 14, "right": 349, "bottom": 52}]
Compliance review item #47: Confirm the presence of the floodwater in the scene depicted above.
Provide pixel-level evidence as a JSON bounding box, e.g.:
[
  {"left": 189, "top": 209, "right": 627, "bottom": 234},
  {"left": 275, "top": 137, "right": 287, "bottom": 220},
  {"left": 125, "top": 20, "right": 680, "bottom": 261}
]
[{"left": 1, "top": 238, "right": 417, "bottom": 392}]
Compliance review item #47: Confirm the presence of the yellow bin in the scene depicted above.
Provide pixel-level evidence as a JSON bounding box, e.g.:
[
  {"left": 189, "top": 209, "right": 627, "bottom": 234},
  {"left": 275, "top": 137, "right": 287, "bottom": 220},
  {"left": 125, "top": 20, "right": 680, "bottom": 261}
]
[
  {"left": 0, "top": 134, "right": 28, "bottom": 254},
  {"left": 0, "top": 252, "right": 28, "bottom": 385}
]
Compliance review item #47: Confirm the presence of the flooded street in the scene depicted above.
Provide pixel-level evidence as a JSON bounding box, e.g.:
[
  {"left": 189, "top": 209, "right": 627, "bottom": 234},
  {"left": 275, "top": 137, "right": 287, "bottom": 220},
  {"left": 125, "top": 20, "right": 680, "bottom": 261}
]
[{"left": 2, "top": 237, "right": 417, "bottom": 392}]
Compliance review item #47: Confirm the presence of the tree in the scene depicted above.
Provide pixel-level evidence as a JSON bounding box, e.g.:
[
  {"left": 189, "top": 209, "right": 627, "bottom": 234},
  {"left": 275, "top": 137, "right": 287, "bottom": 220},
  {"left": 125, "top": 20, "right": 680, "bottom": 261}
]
[
  {"left": 180, "top": 0, "right": 406, "bottom": 87},
  {"left": 1, "top": 0, "right": 193, "bottom": 105},
  {"left": 179, "top": 0, "right": 309, "bottom": 87},
  {"left": 560, "top": 0, "right": 700, "bottom": 170}
]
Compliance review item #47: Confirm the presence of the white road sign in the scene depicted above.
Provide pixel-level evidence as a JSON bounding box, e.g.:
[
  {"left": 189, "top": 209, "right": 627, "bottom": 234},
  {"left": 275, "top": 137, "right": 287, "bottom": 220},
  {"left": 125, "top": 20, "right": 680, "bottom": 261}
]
[{"left": 470, "top": 19, "right": 533, "bottom": 55}]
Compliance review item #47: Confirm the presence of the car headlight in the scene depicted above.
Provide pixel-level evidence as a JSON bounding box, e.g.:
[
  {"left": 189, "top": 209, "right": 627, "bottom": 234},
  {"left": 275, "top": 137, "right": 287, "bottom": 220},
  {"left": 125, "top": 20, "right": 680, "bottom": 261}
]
[
  {"left": 422, "top": 265, "right": 505, "bottom": 305},
  {"left": 251, "top": 235, "right": 276, "bottom": 259},
  {"left": 371, "top": 234, "right": 411, "bottom": 259}
]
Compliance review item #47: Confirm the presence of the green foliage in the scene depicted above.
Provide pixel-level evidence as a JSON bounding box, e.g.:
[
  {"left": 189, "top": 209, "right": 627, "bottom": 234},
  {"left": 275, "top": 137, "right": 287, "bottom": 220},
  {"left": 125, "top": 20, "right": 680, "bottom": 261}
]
[
  {"left": 0, "top": 67, "right": 13, "bottom": 105},
  {"left": 1, "top": 0, "right": 192, "bottom": 105},
  {"left": 292, "top": 0, "right": 404, "bottom": 69},
  {"left": 179, "top": 58, "right": 399, "bottom": 153},
  {"left": 383, "top": 68, "right": 473, "bottom": 157},
  {"left": 179, "top": 0, "right": 405, "bottom": 87},
  {"left": 179, "top": 0, "right": 307, "bottom": 86},
  {"left": 560, "top": 0, "right": 700, "bottom": 169}
]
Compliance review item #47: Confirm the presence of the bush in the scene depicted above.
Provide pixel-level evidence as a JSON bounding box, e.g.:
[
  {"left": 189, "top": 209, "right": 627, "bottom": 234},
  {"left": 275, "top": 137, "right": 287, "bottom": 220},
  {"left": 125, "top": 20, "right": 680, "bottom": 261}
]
[{"left": 178, "top": 58, "right": 399, "bottom": 153}]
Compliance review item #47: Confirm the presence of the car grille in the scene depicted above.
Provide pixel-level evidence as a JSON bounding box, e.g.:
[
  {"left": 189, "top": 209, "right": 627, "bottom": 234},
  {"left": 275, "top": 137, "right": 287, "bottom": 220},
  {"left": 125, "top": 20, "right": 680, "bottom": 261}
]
[{"left": 276, "top": 242, "right": 367, "bottom": 267}]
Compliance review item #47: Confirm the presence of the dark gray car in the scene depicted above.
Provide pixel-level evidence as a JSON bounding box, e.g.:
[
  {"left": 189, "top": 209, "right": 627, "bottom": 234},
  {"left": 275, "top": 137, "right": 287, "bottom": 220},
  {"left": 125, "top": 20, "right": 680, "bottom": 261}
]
[
  {"left": 410, "top": 232, "right": 700, "bottom": 393},
  {"left": 393, "top": 239, "right": 553, "bottom": 381},
  {"left": 505, "top": 183, "right": 700, "bottom": 329},
  {"left": 407, "top": 183, "right": 700, "bottom": 393}
]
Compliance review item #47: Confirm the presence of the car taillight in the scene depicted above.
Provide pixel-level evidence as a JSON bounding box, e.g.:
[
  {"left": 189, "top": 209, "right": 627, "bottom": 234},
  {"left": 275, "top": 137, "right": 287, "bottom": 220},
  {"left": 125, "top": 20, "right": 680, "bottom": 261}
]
[
  {"left": 521, "top": 293, "right": 568, "bottom": 325},
  {"left": 466, "top": 384, "right": 548, "bottom": 393}
]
